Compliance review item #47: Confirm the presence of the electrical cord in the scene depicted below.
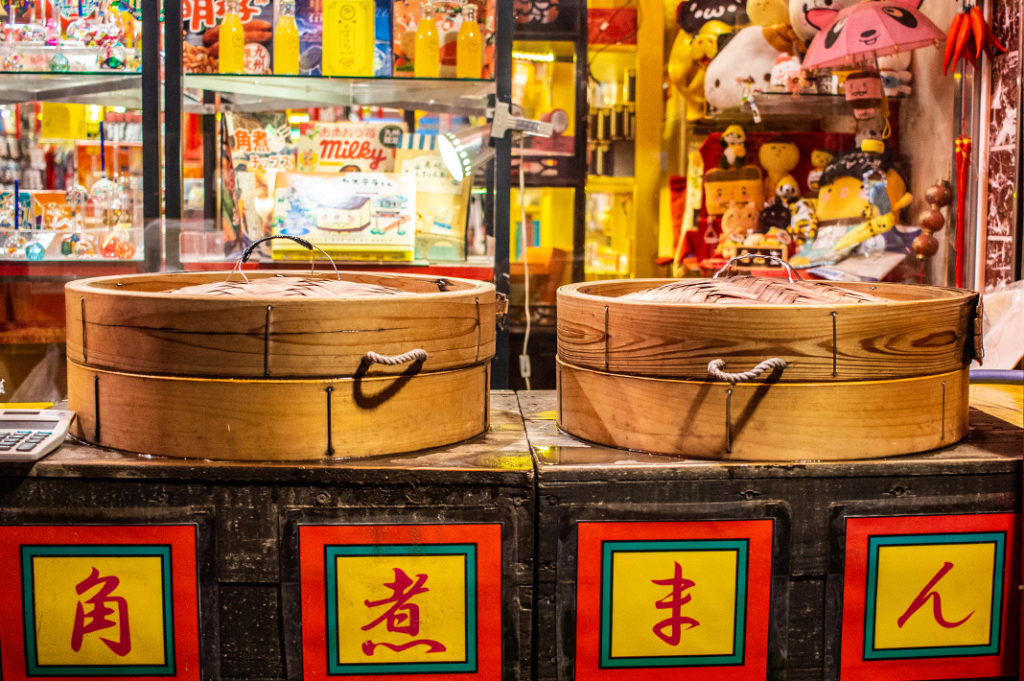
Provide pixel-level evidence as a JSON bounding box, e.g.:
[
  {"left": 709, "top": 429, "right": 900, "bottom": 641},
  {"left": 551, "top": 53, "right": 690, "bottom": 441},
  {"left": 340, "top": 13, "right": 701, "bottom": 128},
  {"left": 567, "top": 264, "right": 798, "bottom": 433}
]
[{"left": 518, "top": 132, "right": 532, "bottom": 390}]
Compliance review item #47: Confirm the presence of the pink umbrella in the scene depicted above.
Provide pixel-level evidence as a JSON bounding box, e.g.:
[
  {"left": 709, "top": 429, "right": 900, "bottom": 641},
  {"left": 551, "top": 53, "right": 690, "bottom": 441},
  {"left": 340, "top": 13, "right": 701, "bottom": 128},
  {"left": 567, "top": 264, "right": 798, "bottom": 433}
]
[{"left": 802, "top": 0, "right": 945, "bottom": 71}]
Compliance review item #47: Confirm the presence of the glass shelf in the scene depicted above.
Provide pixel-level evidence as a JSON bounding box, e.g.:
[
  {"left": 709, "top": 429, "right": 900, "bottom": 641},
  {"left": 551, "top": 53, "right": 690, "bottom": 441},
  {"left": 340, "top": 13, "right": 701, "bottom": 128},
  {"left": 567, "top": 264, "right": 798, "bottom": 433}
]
[
  {"left": 182, "top": 74, "right": 495, "bottom": 115},
  {"left": 0, "top": 72, "right": 142, "bottom": 106}
]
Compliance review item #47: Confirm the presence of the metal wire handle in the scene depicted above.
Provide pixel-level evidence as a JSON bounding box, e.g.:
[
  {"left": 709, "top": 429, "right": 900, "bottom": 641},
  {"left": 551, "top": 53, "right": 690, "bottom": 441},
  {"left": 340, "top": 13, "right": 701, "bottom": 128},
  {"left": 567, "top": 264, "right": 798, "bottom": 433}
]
[
  {"left": 708, "top": 358, "right": 788, "bottom": 384},
  {"left": 363, "top": 349, "right": 428, "bottom": 366},
  {"left": 230, "top": 235, "right": 342, "bottom": 283},
  {"left": 713, "top": 254, "right": 801, "bottom": 282}
]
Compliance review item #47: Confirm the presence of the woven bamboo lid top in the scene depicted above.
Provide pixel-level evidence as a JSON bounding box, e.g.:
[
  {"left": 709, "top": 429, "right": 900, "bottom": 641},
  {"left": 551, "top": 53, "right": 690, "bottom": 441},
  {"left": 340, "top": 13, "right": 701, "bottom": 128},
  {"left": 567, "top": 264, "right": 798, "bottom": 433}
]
[
  {"left": 622, "top": 276, "right": 884, "bottom": 306},
  {"left": 171, "top": 276, "right": 405, "bottom": 298}
]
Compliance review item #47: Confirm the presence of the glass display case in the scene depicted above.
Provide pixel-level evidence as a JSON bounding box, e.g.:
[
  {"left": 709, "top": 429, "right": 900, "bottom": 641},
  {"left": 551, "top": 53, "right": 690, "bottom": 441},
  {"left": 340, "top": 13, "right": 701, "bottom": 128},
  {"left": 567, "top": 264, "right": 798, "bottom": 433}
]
[{"left": 1, "top": 0, "right": 518, "bottom": 397}]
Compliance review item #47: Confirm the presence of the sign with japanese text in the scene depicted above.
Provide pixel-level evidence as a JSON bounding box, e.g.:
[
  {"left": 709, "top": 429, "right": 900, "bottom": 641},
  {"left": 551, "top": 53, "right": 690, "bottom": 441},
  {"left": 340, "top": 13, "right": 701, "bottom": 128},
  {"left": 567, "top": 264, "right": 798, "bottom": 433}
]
[
  {"left": 0, "top": 525, "right": 200, "bottom": 680},
  {"left": 299, "top": 523, "right": 501, "bottom": 680},
  {"left": 576, "top": 519, "right": 774, "bottom": 681},
  {"left": 840, "top": 513, "right": 1019, "bottom": 681}
]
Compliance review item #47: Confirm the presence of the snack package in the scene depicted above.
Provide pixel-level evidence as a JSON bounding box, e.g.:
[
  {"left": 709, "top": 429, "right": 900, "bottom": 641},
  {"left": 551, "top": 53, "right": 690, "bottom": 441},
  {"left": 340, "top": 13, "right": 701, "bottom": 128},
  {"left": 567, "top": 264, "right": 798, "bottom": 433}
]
[
  {"left": 270, "top": 171, "right": 416, "bottom": 261},
  {"left": 294, "top": 0, "right": 394, "bottom": 76},
  {"left": 294, "top": 121, "right": 406, "bottom": 173},
  {"left": 395, "top": 133, "right": 471, "bottom": 260},
  {"left": 183, "top": 0, "right": 274, "bottom": 74},
  {"left": 224, "top": 113, "right": 297, "bottom": 259}
]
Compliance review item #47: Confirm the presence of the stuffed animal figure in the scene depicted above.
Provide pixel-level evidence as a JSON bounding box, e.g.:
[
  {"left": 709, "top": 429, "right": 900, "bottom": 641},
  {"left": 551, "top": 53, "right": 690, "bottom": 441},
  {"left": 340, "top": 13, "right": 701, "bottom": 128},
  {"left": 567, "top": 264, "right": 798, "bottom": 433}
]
[
  {"left": 721, "top": 200, "right": 759, "bottom": 237},
  {"left": 677, "top": 0, "right": 750, "bottom": 34},
  {"left": 788, "top": 0, "right": 859, "bottom": 45},
  {"left": 704, "top": 26, "right": 785, "bottom": 113},
  {"left": 878, "top": 52, "right": 913, "bottom": 96},
  {"left": 758, "top": 135, "right": 800, "bottom": 199},
  {"left": 668, "top": 20, "right": 735, "bottom": 120},
  {"left": 747, "top": 0, "right": 788, "bottom": 25},
  {"left": 719, "top": 124, "right": 747, "bottom": 169},
  {"left": 806, "top": 148, "right": 834, "bottom": 193},
  {"left": 775, "top": 173, "right": 800, "bottom": 204}
]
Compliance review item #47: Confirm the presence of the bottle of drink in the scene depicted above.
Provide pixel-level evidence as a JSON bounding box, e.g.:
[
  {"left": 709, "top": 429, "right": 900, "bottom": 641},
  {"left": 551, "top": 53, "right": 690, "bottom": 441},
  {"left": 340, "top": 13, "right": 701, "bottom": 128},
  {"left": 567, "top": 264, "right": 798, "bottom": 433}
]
[
  {"left": 219, "top": 0, "right": 246, "bottom": 73},
  {"left": 456, "top": 3, "right": 482, "bottom": 79},
  {"left": 323, "top": 0, "right": 374, "bottom": 76},
  {"left": 274, "top": 0, "right": 300, "bottom": 74},
  {"left": 414, "top": 2, "right": 440, "bottom": 78}
]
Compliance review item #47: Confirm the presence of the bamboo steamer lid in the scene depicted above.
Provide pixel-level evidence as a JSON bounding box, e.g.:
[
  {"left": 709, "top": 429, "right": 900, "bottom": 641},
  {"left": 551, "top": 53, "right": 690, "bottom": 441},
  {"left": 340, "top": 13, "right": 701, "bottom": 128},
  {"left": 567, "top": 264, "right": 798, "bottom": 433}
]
[
  {"left": 557, "top": 278, "right": 980, "bottom": 382},
  {"left": 66, "top": 270, "right": 501, "bottom": 461},
  {"left": 556, "top": 274, "right": 982, "bottom": 461}
]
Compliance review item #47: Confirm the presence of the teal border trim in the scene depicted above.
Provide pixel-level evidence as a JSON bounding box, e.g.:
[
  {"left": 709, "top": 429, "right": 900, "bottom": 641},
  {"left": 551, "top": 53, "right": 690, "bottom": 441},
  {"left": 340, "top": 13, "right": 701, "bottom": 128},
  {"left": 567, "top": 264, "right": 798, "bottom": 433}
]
[
  {"left": 598, "top": 539, "right": 748, "bottom": 669},
  {"left": 863, "top": 532, "right": 1006, "bottom": 660},
  {"left": 20, "top": 544, "right": 176, "bottom": 677},
  {"left": 324, "top": 543, "right": 477, "bottom": 676}
]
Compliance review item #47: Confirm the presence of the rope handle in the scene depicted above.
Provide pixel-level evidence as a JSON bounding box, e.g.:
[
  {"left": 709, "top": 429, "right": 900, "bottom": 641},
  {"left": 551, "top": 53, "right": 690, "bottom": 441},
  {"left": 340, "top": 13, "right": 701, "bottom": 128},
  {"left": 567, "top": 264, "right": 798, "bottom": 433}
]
[
  {"left": 363, "top": 349, "right": 428, "bottom": 366},
  {"left": 708, "top": 358, "right": 788, "bottom": 384},
  {"left": 229, "top": 235, "right": 342, "bottom": 283},
  {"left": 713, "top": 253, "right": 801, "bottom": 282}
]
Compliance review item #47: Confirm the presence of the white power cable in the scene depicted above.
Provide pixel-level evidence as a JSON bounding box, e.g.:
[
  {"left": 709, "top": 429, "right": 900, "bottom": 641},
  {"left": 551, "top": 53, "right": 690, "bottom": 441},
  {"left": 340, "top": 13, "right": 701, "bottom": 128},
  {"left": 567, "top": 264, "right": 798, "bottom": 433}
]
[{"left": 518, "top": 133, "right": 532, "bottom": 390}]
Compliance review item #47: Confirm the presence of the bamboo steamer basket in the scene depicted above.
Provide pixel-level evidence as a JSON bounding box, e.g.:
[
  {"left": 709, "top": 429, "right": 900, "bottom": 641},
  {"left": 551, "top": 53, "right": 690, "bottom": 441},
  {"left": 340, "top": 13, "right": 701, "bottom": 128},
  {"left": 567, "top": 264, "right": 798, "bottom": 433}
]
[
  {"left": 556, "top": 274, "right": 983, "bottom": 461},
  {"left": 66, "top": 269, "right": 500, "bottom": 461}
]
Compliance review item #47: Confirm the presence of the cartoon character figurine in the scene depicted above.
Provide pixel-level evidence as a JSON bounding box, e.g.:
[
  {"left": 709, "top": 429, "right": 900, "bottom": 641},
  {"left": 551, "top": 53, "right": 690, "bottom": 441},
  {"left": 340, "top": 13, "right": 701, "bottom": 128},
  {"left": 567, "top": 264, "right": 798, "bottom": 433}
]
[
  {"left": 758, "top": 135, "right": 800, "bottom": 199},
  {"left": 844, "top": 70, "right": 884, "bottom": 120},
  {"left": 790, "top": 147, "right": 912, "bottom": 267},
  {"left": 806, "top": 148, "right": 834, "bottom": 193},
  {"left": 775, "top": 173, "right": 800, "bottom": 204},
  {"left": 720, "top": 125, "right": 747, "bottom": 169}
]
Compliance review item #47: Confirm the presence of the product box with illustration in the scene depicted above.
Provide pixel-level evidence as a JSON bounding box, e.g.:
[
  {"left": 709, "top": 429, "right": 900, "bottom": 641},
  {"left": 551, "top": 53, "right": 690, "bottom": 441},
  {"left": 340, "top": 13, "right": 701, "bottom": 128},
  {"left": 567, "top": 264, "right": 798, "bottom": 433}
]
[
  {"left": 183, "top": 0, "right": 274, "bottom": 74},
  {"left": 271, "top": 171, "right": 416, "bottom": 261}
]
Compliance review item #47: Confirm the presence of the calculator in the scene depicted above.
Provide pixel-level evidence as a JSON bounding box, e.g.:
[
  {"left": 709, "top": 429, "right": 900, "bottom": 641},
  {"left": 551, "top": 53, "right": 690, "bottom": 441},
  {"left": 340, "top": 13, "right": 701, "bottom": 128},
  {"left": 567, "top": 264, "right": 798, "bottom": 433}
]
[{"left": 0, "top": 408, "right": 75, "bottom": 462}]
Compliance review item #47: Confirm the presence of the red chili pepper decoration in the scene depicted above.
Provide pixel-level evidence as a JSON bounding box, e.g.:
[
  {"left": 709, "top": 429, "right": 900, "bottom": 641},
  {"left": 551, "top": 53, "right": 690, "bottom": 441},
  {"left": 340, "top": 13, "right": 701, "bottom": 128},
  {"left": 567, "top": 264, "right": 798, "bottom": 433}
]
[
  {"left": 953, "top": 136, "right": 972, "bottom": 288},
  {"left": 945, "top": 2, "right": 1007, "bottom": 74}
]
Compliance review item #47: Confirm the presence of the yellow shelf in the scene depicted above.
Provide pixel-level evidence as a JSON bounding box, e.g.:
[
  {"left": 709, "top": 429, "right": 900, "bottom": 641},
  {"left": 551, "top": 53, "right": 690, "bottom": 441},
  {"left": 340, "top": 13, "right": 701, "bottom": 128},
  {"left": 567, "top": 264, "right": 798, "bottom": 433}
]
[{"left": 586, "top": 176, "right": 635, "bottom": 193}]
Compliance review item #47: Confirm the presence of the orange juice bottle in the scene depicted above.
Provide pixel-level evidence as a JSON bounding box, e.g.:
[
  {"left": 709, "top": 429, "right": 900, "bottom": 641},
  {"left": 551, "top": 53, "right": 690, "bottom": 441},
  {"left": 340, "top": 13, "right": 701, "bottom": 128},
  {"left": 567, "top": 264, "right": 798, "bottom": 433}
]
[
  {"left": 414, "top": 2, "right": 440, "bottom": 78},
  {"left": 323, "top": 0, "right": 375, "bottom": 76},
  {"left": 218, "top": 0, "right": 245, "bottom": 73},
  {"left": 274, "top": 0, "right": 300, "bottom": 74},
  {"left": 456, "top": 3, "right": 482, "bottom": 79}
]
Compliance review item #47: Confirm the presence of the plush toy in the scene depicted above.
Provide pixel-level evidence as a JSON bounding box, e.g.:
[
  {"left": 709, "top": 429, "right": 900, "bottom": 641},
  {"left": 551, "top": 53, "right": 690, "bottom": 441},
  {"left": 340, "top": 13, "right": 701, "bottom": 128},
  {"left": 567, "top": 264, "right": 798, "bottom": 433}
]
[
  {"left": 854, "top": 114, "right": 888, "bottom": 148},
  {"left": 788, "top": 197, "right": 817, "bottom": 244},
  {"left": 677, "top": 0, "right": 750, "bottom": 34},
  {"left": 719, "top": 124, "right": 747, "bottom": 169},
  {"left": 721, "top": 200, "right": 759, "bottom": 236},
  {"left": 878, "top": 52, "right": 913, "bottom": 97},
  {"left": 844, "top": 70, "right": 884, "bottom": 120},
  {"left": 758, "top": 197, "right": 791, "bottom": 233},
  {"left": 668, "top": 20, "right": 735, "bottom": 120},
  {"left": 769, "top": 53, "right": 802, "bottom": 91},
  {"left": 788, "top": 0, "right": 859, "bottom": 46},
  {"left": 704, "top": 165, "right": 764, "bottom": 215},
  {"left": 746, "top": 0, "right": 788, "bottom": 26},
  {"left": 806, "top": 148, "right": 834, "bottom": 193},
  {"left": 790, "top": 147, "right": 911, "bottom": 267},
  {"left": 775, "top": 173, "right": 800, "bottom": 204},
  {"left": 758, "top": 135, "right": 800, "bottom": 198},
  {"left": 704, "top": 26, "right": 785, "bottom": 113}
]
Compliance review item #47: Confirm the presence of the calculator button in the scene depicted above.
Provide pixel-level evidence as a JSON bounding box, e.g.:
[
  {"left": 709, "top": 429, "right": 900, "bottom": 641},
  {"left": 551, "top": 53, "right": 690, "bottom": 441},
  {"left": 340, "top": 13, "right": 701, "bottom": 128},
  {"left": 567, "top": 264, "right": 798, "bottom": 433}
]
[
  {"left": 16, "top": 444, "right": 37, "bottom": 452},
  {"left": 0, "top": 444, "right": 13, "bottom": 451},
  {"left": 15, "top": 430, "right": 30, "bottom": 434},
  {"left": 34, "top": 431, "right": 52, "bottom": 437}
]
